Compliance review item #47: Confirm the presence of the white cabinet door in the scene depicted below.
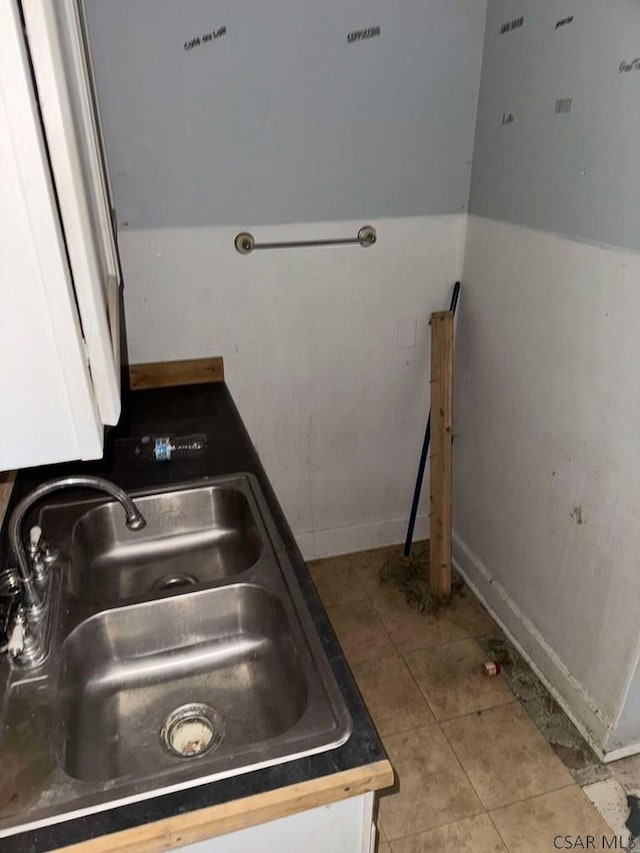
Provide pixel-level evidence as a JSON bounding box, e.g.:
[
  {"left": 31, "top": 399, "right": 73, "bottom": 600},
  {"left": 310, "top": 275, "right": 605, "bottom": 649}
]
[
  {"left": 0, "top": 0, "right": 110, "bottom": 469},
  {"left": 21, "top": 0, "right": 122, "bottom": 427}
]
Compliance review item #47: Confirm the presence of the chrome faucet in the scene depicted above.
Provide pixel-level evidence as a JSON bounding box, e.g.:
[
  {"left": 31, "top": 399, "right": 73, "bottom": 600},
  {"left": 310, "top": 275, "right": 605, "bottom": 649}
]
[{"left": 6, "top": 476, "right": 146, "bottom": 666}]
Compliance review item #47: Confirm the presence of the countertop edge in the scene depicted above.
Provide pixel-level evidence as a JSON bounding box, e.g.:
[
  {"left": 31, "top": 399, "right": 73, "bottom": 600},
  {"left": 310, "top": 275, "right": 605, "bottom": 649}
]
[{"left": 54, "top": 760, "right": 395, "bottom": 853}]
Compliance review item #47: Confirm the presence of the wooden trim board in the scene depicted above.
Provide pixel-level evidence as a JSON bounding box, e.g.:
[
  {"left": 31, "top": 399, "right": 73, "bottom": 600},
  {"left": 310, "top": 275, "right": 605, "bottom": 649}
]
[
  {"left": 54, "top": 760, "right": 394, "bottom": 853},
  {"left": 429, "top": 311, "right": 454, "bottom": 602},
  {"left": 129, "top": 357, "right": 224, "bottom": 390}
]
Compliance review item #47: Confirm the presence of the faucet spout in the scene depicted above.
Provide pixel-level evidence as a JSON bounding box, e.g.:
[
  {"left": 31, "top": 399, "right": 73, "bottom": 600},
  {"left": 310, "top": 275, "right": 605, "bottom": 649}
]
[{"left": 9, "top": 476, "right": 146, "bottom": 616}]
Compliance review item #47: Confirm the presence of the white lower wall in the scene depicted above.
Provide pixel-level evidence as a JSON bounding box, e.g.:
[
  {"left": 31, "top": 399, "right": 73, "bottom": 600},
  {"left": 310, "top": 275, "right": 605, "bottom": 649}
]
[
  {"left": 119, "top": 210, "right": 640, "bottom": 752},
  {"left": 455, "top": 215, "right": 640, "bottom": 756},
  {"left": 119, "top": 214, "right": 466, "bottom": 559}
]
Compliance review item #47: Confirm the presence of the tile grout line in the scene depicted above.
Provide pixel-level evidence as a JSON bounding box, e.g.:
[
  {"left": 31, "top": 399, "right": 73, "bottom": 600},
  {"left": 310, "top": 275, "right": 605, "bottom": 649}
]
[
  {"left": 362, "top": 560, "right": 479, "bottom": 657},
  {"left": 438, "top": 707, "right": 578, "bottom": 813},
  {"left": 398, "top": 635, "right": 518, "bottom": 725},
  {"left": 436, "top": 718, "right": 493, "bottom": 814},
  {"left": 486, "top": 780, "right": 580, "bottom": 815},
  {"left": 352, "top": 650, "right": 409, "bottom": 671},
  {"left": 353, "top": 570, "right": 522, "bottom": 736},
  {"left": 377, "top": 722, "right": 485, "bottom": 844},
  {"left": 337, "top": 612, "right": 395, "bottom": 670},
  {"left": 382, "top": 800, "right": 487, "bottom": 845},
  {"left": 395, "top": 645, "right": 440, "bottom": 722},
  {"left": 431, "top": 697, "right": 519, "bottom": 726},
  {"left": 386, "top": 812, "right": 502, "bottom": 850},
  {"left": 486, "top": 809, "right": 513, "bottom": 853},
  {"left": 351, "top": 650, "right": 439, "bottom": 737},
  {"left": 361, "top": 579, "right": 401, "bottom": 654}
]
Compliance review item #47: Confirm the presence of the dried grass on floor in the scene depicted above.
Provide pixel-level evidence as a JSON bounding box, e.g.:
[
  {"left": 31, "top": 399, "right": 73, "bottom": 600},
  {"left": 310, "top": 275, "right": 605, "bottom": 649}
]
[{"left": 378, "top": 541, "right": 463, "bottom": 614}]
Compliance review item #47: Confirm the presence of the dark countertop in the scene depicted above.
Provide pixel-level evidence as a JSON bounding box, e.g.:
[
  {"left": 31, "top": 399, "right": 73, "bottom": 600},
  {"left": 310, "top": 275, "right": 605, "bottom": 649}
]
[{"left": 0, "top": 383, "right": 386, "bottom": 853}]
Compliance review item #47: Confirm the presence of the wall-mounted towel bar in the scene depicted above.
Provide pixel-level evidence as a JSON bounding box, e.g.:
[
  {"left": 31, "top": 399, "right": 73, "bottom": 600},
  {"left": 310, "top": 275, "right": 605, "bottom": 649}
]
[{"left": 234, "top": 225, "right": 377, "bottom": 255}]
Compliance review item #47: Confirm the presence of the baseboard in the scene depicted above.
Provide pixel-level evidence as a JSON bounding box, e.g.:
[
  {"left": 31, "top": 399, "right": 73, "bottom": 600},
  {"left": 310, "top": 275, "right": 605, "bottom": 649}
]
[
  {"left": 452, "top": 529, "right": 611, "bottom": 759},
  {"left": 295, "top": 514, "right": 429, "bottom": 561},
  {"left": 601, "top": 741, "right": 640, "bottom": 764},
  {"left": 294, "top": 532, "right": 316, "bottom": 561}
]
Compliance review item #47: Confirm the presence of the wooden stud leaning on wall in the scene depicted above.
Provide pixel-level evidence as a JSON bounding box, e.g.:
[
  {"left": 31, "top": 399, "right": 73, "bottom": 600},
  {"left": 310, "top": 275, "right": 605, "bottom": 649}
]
[
  {"left": 129, "top": 357, "right": 224, "bottom": 390},
  {"left": 429, "top": 311, "right": 454, "bottom": 603}
]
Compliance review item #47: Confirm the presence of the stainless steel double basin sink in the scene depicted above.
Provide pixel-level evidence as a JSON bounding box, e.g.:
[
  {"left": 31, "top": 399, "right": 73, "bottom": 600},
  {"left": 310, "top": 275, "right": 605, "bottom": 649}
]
[{"left": 0, "top": 475, "right": 351, "bottom": 836}]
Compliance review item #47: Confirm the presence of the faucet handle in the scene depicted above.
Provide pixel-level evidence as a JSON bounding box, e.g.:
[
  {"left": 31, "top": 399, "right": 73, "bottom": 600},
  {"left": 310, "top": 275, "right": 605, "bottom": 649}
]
[
  {"left": 28, "top": 526, "right": 57, "bottom": 583},
  {"left": 7, "top": 607, "right": 25, "bottom": 658},
  {"left": 29, "top": 525, "right": 42, "bottom": 554},
  {"left": 6, "top": 605, "right": 43, "bottom": 665}
]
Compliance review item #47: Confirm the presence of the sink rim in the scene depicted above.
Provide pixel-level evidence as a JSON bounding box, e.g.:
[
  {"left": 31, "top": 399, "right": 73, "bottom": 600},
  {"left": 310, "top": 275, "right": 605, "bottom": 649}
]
[
  {"left": 36, "top": 473, "right": 287, "bottom": 609},
  {"left": 67, "top": 479, "right": 267, "bottom": 603},
  {"left": 38, "top": 473, "right": 285, "bottom": 554},
  {"left": 40, "top": 472, "right": 285, "bottom": 549}
]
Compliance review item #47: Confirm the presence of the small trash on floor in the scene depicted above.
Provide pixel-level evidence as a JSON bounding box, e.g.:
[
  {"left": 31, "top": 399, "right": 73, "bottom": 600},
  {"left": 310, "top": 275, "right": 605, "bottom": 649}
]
[
  {"left": 482, "top": 660, "right": 502, "bottom": 677},
  {"left": 378, "top": 540, "right": 464, "bottom": 614},
  {"left": 476, "top": 633, "right": 610, "bottom": 786}
]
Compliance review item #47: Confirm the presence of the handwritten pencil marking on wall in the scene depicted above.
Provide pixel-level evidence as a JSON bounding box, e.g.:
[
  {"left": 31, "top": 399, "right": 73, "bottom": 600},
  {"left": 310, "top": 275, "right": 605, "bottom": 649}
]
[
  {"left": 555, "top": 16, "right": 574, "bottom": 31},
  {"left": 184, "top": 26, "right": 227, "bottom": 52},
  {"left": 619, "top": 58, "right": 640, "bottom": 74},
  {"left": 500, "top": 16, "right": 524, "bottom": 35},
  {"left": 347, "top": 26, "right": 381, "bottom": 44},
  {"left": 555, "top": 97, "right": 573, "bottom": 114}
]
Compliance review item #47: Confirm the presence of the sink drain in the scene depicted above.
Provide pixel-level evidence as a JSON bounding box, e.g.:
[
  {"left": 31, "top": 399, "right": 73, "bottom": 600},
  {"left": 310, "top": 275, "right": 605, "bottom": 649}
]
[
  {"left": 160, "top": 703, "right": 225, "bottom": 758},
  {"left": 152, "top": 573, "right": 198, "bottom": 592}
]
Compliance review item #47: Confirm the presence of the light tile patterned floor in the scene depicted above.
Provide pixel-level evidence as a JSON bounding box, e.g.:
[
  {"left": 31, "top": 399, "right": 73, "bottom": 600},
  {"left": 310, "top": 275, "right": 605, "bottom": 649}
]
[{"left": 309, "top": 545, "right": 626, "bottom": 853}]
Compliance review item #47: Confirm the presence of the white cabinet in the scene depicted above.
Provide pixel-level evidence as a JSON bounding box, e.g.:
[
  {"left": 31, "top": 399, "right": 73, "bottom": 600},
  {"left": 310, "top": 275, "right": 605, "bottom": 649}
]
[
  {"left": 0, "top": 0, "right": 121, "bottom": 470},
  {"left": 168, "top": 793, "right": 376, "bottom": 853}
]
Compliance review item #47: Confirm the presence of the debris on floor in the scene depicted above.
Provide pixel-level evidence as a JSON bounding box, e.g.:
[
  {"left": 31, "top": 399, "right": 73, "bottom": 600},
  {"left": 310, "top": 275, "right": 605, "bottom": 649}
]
[
  {"left": 378, "top": 540, "right": 463, "bottom": 614},
  {"left": 626, "top": 794, "right": 640, "bottom": 840},
  {"left": 583, "top": 778, "right": 634, "bottom": 842},
  {"left": 378, "top": 543, "right": 614, "bottom": 787},
  {"left": 482, "top": 660, "right": 502, "bottom": 677},
  {"left": 311, "top": 544, "right": 640, "bottom": 843},
  {"left": 477, "top": 632, "right": 610, "bottom": 787}
]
